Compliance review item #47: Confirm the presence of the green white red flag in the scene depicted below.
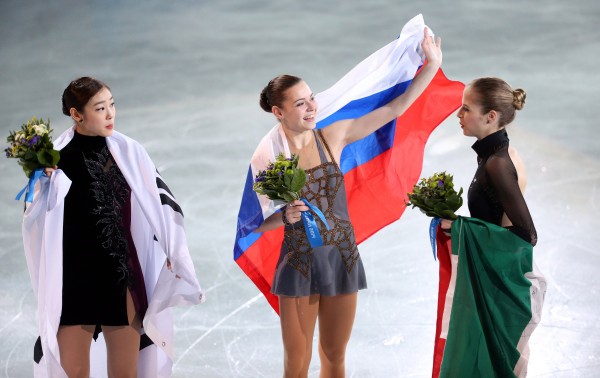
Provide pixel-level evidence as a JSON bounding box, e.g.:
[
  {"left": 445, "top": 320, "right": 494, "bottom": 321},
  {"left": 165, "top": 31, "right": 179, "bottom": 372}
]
[{"left": 432, "top": 217, "right": 546, "bottom": 377}]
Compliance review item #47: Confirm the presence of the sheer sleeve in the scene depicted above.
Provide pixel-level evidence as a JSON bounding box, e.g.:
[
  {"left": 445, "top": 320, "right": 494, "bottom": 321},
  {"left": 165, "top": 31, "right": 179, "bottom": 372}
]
[{"left": 486, "top": 155, "right": 538, "bottom": 246}]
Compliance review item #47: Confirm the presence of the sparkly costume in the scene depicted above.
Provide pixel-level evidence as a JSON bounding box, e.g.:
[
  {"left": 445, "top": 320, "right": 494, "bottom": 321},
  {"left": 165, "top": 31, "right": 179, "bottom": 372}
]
[
  {"left": 23, "top": 126, "right": 203, "bottom": 377},
  {"left": 271, "top": 130, "right": 367, "bottom": 296},
  {"left": 58, "top": 132, "right": 147, "bottom": 328}
]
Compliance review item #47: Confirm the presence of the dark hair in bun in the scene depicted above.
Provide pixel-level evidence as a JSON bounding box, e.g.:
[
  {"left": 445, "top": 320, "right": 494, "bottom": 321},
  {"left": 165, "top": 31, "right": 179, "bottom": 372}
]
[
  {"left": 62, "top": 76, "right": 110, "bottom": 116},
  {"left": 259, "top": 74, "right": 302, "bottom": 113}
]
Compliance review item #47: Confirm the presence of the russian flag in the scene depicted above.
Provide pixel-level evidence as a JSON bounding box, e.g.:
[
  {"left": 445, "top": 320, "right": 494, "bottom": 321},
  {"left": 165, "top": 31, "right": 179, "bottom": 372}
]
[{"left": 234, "top": 14, "right": 465, "bottom": 313}]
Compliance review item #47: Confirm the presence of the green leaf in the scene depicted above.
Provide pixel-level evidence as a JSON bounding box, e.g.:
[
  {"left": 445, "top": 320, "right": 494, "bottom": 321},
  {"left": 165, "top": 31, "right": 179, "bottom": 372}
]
[
  {"left": 290, "top": 169, "right": 306, "bottom": 192},
  {"left": 263, "top": 189, "right": 280, "bottom": 199},
  {"left": 37, "top": 150, "right": 51, "bottom": 166},
  {"left": 283, "top": 173, "right": 292, "bottom": 187}
]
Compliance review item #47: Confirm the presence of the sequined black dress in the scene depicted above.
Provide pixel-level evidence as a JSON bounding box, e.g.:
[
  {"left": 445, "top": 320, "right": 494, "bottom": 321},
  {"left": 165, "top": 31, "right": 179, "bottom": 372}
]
[
  {"left": 468, "top": 129, "right": 537, "bottom": 246},
  {"left": 271, "top": 130, "right": 367, "bottom": 296},
  {"left": 58, "top": 131, "right": 148, "bottom": 326}
]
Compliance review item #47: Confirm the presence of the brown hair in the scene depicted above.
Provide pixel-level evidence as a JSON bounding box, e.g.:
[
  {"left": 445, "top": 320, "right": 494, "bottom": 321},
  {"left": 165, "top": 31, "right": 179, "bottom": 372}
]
[
  {"left": 62, "top": 77, "right": 110, "bottom": 116},
  {"left": 469, "top": 77, "right": 526, "bottom": 127},
  {"left": 259, "top": 74, "right": 303, "bottom": 113}
]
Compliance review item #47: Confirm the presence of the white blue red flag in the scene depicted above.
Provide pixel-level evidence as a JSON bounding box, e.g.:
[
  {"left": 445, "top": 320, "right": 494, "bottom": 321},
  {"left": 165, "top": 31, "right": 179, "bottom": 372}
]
[{"left": 234, "top": 14, "right": 465, "bottom": 312}]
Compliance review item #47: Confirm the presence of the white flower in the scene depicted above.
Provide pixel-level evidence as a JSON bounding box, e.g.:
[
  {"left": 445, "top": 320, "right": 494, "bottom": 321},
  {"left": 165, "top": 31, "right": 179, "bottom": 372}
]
[{"left": 33, "top": 124, "right": 48, "bottom": 136}]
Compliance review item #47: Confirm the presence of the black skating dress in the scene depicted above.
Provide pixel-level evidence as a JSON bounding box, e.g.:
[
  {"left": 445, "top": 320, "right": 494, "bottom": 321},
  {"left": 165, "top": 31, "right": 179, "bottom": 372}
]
[
  {"left": 58, "top": 131, "right": 148, "bottom": 329},
  {"left": 468, "top": 129, "right": 537, "bottom": 246}
]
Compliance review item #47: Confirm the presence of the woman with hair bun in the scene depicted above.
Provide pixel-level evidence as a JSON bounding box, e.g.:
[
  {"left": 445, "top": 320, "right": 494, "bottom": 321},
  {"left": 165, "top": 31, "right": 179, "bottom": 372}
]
[
  {"left": 442, "top": 77, "right": 536, "bottom": 244},
  {"left": 23, "top": 76, "right": 203, "bottom": 377},
  {"left": 436, "top": 78, "right": 545, "bottom": 377}
]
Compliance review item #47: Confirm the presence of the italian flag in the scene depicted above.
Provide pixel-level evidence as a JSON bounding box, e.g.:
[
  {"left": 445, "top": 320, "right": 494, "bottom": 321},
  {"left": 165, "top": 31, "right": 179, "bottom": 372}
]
[{"left": 432, "top": 217, "right": 546, "bottom": 377}]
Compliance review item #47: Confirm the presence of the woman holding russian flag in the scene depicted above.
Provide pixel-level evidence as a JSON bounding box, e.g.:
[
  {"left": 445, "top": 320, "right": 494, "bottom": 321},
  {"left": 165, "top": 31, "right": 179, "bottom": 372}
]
[{"left": 255, "top": 28, "right": 442, "bottom": 377}]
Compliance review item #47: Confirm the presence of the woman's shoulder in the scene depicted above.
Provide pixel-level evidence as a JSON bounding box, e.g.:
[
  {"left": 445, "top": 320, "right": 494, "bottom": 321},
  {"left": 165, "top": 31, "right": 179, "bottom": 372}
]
[
  {"left": 107, "top": 131, "right": 156, "bottom": 169},
  {"left": 109, "top": 130, "right": 147, "bottom": 151},
  {"left": 111, "top": 129, "right": 136, "bottom": 143},
  {"left": 507, "top": 146, "right": 523, "bottom": 169},
  {"left": 507, "top": 146, "right": 527, "bottom": 191},
  {"left": 485, "top": 146, "right": 528, "bottom": 190},
  {"left": 484, "top": 149, "right": 517, "bottom": 176}
]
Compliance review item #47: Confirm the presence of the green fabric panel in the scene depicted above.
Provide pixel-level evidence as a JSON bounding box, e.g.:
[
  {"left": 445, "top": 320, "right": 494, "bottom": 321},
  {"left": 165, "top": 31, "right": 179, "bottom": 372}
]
[{"left": 440, "top": 217, "right": 534, "bottom": 378}]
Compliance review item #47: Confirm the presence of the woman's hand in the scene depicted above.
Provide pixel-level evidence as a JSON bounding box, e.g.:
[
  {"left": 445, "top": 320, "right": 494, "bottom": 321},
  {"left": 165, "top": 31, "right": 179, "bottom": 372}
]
[
  {"left": 44, "top": 166, "right": 57, "bottom": 177},
  {"left": 283, "top": 200, "right": 310, "bottom": 225},
  {"left": 421, "top": 27, "right": 442, "bottom": 68},
  {"left": 255, "top": 200, "right": 309, "bottom": 233},
  {"left": 167, "top": 258, "right": 181, "bottom": 279},
  {"left": 440, "top": 219, "right": 453, "bottom": 236}
]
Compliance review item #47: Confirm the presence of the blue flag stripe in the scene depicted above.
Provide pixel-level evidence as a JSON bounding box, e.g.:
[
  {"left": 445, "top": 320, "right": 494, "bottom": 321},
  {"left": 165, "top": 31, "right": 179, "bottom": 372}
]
[{"left": 317, "top": 80, "right": 411, "bottom": 173}]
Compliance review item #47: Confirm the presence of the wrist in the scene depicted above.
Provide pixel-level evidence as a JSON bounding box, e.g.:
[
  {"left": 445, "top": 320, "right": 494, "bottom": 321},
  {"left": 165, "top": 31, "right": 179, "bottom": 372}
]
[
  {"left": 282, "top": 206, "right": 293, "bottom": 227},
  {"left": 424, "top": 60, "right": 441, "bottom": 70}
]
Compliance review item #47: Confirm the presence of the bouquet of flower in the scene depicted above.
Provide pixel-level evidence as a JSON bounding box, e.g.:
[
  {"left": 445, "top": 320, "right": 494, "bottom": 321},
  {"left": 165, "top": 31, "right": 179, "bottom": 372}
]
[
  {"left": 253, "top": 153, "right": 306, "bottom": 203},
  {"left": 5, "top": 117, "right": 60, "bottom": 178},
  {"left": 253, "top": 153, "right": 330, "bottom": 247},
  {"left": 406, "top": 171, "right": 463, "bottom": 220}
]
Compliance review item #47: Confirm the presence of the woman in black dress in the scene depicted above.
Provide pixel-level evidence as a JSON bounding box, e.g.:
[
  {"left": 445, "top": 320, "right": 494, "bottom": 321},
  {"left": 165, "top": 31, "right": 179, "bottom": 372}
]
[
  {"left": 441, "top": 77, "right": 537, "bottom": 245},
  {"left": 27, "top": 76, "right": 202, "bottom": 377},
  {"left": 52, "top": 77, "right": 144, "bottom": 377},
  {"left": 32, "top": 76, "right": 204, "bottom": 377},
  {"left": 436, "top": 78, "right": 544, "bottom": 376}
]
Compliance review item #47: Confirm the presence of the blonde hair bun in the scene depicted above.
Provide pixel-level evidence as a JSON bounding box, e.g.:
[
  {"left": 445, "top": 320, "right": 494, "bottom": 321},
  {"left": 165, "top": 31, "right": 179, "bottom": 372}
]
[{"left": 513, "top": 88, "right": 526, "bottom": 110}]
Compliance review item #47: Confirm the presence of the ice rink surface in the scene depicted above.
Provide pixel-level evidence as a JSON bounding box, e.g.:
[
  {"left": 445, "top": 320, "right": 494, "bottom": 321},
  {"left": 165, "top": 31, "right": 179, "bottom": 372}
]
[{"left": 0, "top": 0, "right": 598, "bottom": 376}]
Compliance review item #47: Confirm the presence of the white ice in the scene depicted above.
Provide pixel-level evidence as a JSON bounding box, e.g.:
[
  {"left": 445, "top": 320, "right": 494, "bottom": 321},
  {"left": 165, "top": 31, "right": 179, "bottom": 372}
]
[{"left": 0, "top": 1, "right": 598, "bottom": 377}]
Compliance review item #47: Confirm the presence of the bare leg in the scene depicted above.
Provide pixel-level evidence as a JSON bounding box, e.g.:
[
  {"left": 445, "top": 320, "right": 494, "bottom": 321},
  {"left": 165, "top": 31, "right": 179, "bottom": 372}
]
[
  {"left": 57, "top": 324, "right": 95, "bottom": 377},
  {"left": 279, "top": 294, "right": 320, "bottom": 378},
  {"left": 317, "top": 293, "right": 358, "bottom": 378},
  {"left": 103, "top": 289, "right": 142, "bottom": 378}
]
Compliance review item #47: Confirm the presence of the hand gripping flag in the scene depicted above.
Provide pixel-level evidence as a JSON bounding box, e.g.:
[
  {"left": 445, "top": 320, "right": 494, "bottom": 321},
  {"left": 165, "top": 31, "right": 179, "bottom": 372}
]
[
  {"left": 234, "top": 14, "right": 465, "bottom": 313},
  {"left": 432, "top": 217, "right": 547, "bottom": 378}
]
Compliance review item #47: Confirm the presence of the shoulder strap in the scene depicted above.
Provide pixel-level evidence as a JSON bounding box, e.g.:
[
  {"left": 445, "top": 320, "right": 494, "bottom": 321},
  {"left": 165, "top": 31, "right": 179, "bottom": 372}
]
[{"left": 316, "top": 129, "right": 338, "bottom": 167}]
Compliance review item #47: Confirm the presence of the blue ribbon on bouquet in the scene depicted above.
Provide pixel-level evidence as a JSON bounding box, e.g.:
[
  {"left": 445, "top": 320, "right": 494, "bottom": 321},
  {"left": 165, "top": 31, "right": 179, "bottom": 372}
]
[
  {"left": 15, "top": 168, "right": 45, "bottom": 203},
  {"left": 429, "top": 217, "right": 441, "bottom": 260},
  {"left": 300, "top": 198, "right": 330, "bottom": 248}
]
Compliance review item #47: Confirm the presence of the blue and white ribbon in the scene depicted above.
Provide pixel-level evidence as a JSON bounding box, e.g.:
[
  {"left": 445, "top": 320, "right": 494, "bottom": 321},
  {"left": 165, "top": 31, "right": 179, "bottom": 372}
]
[
  {"left": 16, "top": 168, "right": 44, "bottom": 203},
  {"left": 300, "top": 198, "right": 330, "bottom": 248},
  {"left": 429, "top": 217, "right": 441, "bottom": 260}
]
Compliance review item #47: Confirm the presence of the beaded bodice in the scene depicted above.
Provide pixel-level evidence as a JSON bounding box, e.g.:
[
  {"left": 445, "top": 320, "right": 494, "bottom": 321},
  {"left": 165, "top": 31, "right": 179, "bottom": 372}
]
[{"left": 283, "top": 130, "right": 360, "bottom": 276}]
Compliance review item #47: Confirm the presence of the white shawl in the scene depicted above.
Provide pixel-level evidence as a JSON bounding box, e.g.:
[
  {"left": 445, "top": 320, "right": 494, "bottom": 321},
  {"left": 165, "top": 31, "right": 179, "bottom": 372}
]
[{"left": 23, "top": 126, "right": 204, "bottom": 377}]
